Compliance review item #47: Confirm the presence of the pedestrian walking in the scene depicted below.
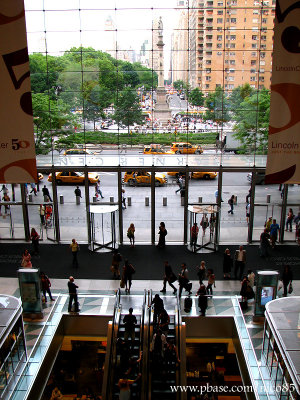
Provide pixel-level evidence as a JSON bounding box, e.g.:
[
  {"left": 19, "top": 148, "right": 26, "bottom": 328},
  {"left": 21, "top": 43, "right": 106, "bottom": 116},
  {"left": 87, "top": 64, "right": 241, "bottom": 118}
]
[
  {"left": 175, "top": 175, "right": 184, "bottom": 194},
  {"left": 260, "top": 229, "right": 270, "bottom": 257},
  {"left": 68, "top": 276, "right": 79, "bottom": 312},
  {"left": 286, "top": 208, "right": 294, "bottom": 232},
  {"left": 281, "top": 265, "right": 293, "bottom": 297},
  {"left": 206, "top": 269, "right": 216, "bottom": 295},
  {"left": 196, "top": 284, "right": 208, "bottom": 316},
  {"left": 234, "top": 245, "right": 246, "bottom": 280},
  {"left": 74, "top": 186, "right": 81, "bottom": 199},
  {"left": 3, "top": 193, "right": 10, "bottom": 214},
  {"left": 111, "top": 249, "right": 122, "bottom": 279},
  {"left": 39, "top": 204, "right": 45, "bottom": 225},
  {"left": 122, "top": 259, "right": 135, "bottom": 294},
  {"left": 228, "top": 195, "right": 235, "bottom": 214},
  {"left": 223, "top": 248, "right": 232, "bottom": 279},
  {"left": 246, "top": 202, "right": 250, "bottom": 224},
  {"left": 70, "top": 238, "right": 80, "bottom": 268},
  {"left": 240, "top": 276, "right": 250, "bottom": 303},
  {"left": 246, "top": 188, "right": 252, "bottom": 204},
  {"left": 21, "top": 249, "right": 32, "bottom": 268},
  {"left": 178, "top": 263, "right": 192, "bottom": 297},
  {"left": 270, "top": 219, "right": 280, "bottom": 248},
  {"left": 30, "top": 227, "right": 40, "bottom": 255},
  {"left": 123, "top": 308, "right": 137, "bottom": 347},
  {"left": 247, "top": 269, "right": 255, "bottom": 288},
  {"left": 30, "top": 183, "right": 37, "bottom": 196},
  {"left": 197, "top": 261, "right": 206, "bottom": 284},
  {"left": 151, "top": 294, "right": 164, "bottom": 325},
  {"left": 200, "top": 213, "right": 209, "bottom": 235},
  {"left": 41, "top": 272, "right": 54, "bottom": 302},
  {"left": 160, "top": 261, "right": 177, "bottom": 295},
  {"left": 122, "top": 189, "right": 126, "bottom": 209},
  {"left": 96, "top": 179, "right": 104, "bottom": 199},
  {"left": 127, "top": 223, "right": 135, "bottom": 247},
  {"left": 42, "top": 185, "right": 52, "bottom": 202},
  {"left": 190, "top": 222, "right": 199, "bottom": 249},
  {"left": 157, "top": 222, "right": 167, "bottom": 248}
]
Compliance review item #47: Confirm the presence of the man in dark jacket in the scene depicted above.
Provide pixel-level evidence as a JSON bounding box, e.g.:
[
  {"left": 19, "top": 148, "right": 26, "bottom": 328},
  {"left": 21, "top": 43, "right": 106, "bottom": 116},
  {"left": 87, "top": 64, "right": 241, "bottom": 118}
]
[
  {"left": 160, "top": 261, "right": 177, "bottom": 295},
  {"left": 42, "top": 185, "right": 52, "bottom": 202},
  {"left": 68, "top": 276, "right": 79, "bottom": 312}
]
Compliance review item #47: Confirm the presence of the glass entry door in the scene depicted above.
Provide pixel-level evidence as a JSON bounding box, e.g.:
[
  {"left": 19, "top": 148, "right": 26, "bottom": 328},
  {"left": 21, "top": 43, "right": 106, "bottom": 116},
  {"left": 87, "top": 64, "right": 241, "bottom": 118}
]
[
  {"left": 187, "top": 205, "right": 218, "bottom": 252},
  {"left": 89, "top": 205, "right": 119, "bottom": 252}
]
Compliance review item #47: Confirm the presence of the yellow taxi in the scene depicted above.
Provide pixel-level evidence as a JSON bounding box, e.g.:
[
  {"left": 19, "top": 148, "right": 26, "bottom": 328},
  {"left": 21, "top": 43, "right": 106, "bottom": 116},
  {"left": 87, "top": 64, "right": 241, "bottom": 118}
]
[
  {"left": 64, "top": 148, "right": 94, "bottom": 155},
  {"left": 48, "top": 171, "right": 99, "bottom": 184},
  {"left": 191, "top": 171, "right": 217, "bottom": 180},
  {"left": 171, "top": 142, "right": 203, "bottom": 155},
  {"left": 123, "top": 171, "right": 167, "bottom": 186},
  {"left": 143, "top": 144, "right": 172, "bottom": 155}
]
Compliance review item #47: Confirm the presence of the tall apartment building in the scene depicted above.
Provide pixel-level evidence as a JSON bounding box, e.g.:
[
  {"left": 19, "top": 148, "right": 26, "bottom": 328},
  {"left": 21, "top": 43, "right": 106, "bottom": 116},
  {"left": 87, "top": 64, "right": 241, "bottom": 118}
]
[
  {"left": 171, "top": 2, "right": 189, "bottom": 84},
  {"left": 187, "top": 0, "right": 275, "bottom": 93}
]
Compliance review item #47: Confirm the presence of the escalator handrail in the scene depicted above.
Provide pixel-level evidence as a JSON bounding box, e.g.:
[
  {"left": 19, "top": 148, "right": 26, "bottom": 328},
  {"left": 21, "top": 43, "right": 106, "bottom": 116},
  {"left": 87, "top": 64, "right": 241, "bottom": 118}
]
[
  {"left": 104, "top": 288, "right": 122, "bottom": 400},
  {"left": 147, "top": 289, "right": 154, "bottom": 400},
  {"left": 140, "top": 289, "right": 149, "bottom": 399},
  {"left": 176, "top": 291, "right": 183, "bottom": 399}
]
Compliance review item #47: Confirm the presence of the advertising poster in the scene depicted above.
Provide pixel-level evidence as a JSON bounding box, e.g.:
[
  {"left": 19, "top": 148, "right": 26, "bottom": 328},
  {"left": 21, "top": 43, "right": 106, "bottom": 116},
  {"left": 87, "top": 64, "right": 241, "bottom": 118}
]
[
  {"left": 0, "top": 1, "right": 37, "bottom": 183},
  {"left": 265, "top": 0, "right": 300, "bottom": 184}
]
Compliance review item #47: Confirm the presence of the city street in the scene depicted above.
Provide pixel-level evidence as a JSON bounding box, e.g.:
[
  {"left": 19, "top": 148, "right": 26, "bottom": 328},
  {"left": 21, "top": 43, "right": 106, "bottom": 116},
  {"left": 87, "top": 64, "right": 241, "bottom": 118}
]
[{"left": 1, "top": 171, "right": 298, "bottom": 245}]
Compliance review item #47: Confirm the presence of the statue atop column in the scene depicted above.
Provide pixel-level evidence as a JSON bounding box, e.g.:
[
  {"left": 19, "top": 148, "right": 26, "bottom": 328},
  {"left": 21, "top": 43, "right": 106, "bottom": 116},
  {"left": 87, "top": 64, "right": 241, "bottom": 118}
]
[{"left": 158, "top": 16, "right": 163, "bottom": 36}]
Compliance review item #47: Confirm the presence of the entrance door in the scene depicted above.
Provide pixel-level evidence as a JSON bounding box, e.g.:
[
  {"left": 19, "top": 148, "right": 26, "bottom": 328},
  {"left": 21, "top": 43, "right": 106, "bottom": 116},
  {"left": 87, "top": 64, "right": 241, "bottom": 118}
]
[
  {"left": 89, "top": 205, "right": 119, "bottom": 252},
  {"left": 187, "top": 205, "right": 218, "bottom": 252}
]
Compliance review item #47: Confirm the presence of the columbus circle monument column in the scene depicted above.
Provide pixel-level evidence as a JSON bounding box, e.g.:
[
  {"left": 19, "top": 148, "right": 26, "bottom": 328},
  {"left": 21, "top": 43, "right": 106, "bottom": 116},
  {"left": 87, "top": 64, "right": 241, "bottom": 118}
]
[{"left": 153, "top": 16, "right": 172, "bottom": 126}]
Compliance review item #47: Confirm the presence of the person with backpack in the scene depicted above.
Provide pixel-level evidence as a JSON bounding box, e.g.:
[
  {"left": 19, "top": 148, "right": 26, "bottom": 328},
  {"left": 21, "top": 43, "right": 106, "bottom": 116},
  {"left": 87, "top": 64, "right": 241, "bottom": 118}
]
[
  {"left": 122, "top": 259, "right": 135, "bottom": 294},
  {"left": 41, "top": 272, "right": 54, "bottom": 302}
]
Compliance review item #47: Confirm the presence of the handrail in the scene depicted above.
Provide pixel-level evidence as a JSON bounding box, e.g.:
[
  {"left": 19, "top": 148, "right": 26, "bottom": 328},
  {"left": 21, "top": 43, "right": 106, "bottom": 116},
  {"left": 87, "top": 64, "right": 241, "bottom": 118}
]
[
  {"left": 141, "top": 289, "right": 149, "bottom": 400},
  {"left": 147, "top": 289, "right": 154, "bottom": 400},
  {"left": 102, "top": 289, "right": 122, "bottom": 400},
  {"left": 175, "top": 292, "right": 181, "bottom": 400}
]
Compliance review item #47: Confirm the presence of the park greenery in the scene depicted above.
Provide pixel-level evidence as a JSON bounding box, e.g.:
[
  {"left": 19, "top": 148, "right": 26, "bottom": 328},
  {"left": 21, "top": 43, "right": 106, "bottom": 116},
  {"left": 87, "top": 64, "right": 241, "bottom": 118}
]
[{"left": 29, "top": 48, "right": 271, "bottom": 154}]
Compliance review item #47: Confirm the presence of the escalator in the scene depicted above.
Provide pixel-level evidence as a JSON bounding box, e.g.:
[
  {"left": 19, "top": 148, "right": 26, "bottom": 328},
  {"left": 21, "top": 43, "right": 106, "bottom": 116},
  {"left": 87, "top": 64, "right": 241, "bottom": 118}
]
[
  {"left": 147, "top": 292, "right": 184, "bottom": 400},
  {"left": 102, "top": 290, "right": 148, "bottom": 400}
]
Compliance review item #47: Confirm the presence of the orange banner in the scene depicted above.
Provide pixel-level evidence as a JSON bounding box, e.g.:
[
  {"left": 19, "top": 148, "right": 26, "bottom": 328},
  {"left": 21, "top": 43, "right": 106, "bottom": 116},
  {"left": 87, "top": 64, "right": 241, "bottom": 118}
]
[
  {"left": 0, "top": 1, "right": 37, "bottom": 183},
  {"left": 265, "top": 1, "right": 300, "bottom": 184}
]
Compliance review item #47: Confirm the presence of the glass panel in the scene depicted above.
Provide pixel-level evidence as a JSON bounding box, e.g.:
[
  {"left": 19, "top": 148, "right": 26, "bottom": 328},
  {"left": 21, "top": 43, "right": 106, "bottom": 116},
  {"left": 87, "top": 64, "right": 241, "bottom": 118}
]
[{"left": 122, "top": 171, "right": 151, "bottom": 243}]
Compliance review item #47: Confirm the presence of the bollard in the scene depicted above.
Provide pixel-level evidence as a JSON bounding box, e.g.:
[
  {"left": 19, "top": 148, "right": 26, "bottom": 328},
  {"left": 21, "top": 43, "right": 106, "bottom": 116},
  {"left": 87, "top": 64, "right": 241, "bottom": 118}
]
[
  {"left": 28, "top": 194, "right": 33, "bottom": 203},
  {"left": 267, "top": 194, "right": 271, "bottom": 203},
  {"left": 60, "top": 195, "right": 64, "bottom": 204},
  {"left": 198, "top": 197, "right": 202, "bottom": 203},
  {"left": 110, "top": 196, "right": 114, "bottom": 203},
  {"left": 181, "top": 197, "right": 185, "bottom": 206},
  {"left": 127, "top": 197, "right": 132, "bottom": 206},
  {"left": 93, "top": 196, "right": 97, "bottom": 202},
  {"left": 145, "top": 197, "right": 149, "bottom": 206},
  {"left": 163, "top": 197, "right": 167, "bottom": 206},
  {"left": 76, "top": 196, "right": 81, "bottom": 205}
]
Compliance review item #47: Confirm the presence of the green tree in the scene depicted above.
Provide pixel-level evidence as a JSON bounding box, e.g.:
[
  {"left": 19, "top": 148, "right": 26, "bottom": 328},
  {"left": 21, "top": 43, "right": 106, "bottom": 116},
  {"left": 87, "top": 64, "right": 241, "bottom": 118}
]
[
  {"left": 233, "top": 88, "right": 270, "bottom": 152},
  {"left": 204, "top": 87, "right": 229, "bottom": 123},
  {"left": 120, "top": 61, "right": 140, "bottom": 87},
  {"left": 32, "top": 93, "right": 77, "bottom": 154},
  {"left": 228, "top": 83, "right": 254, "bottom": 118},
  {"left": 173, "top": 80, "right": 185, "bottom": 91},
  {"left": 133, "top": 62, "right": 158, "bottom": 90},
  {"left": 113, "top": 88, "right": 144, "bottom": 134},
  {"left": 188, "top": 88, "right": 204, "bottom": 107}
]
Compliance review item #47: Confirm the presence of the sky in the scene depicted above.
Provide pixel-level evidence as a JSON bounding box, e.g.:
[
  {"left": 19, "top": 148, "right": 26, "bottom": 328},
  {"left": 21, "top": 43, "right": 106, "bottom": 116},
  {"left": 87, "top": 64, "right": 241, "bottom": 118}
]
[{"left": 24, "top": 0, "right": 179, "bottom": 77}]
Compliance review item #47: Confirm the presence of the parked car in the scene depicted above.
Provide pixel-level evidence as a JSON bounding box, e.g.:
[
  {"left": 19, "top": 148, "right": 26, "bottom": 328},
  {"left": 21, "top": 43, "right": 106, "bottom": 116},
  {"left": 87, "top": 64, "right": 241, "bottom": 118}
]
[
  {"left": 48, "top": 171, "right": 99, "bottom": 184},
  {"left": 171, "top": 142, "right": 203, "bottom": 155},
  {"left": 123, "top": 171, "right": 167, "bottom": 186}
]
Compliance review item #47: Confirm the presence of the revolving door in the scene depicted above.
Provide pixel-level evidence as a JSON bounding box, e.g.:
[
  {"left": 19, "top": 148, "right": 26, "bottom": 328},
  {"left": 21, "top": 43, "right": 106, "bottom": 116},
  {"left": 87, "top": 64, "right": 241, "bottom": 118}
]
[
  {"left": 89, "top": 205, "right": 119, "bottom": 252},
  {"left": 187, "top": 205, "right": 218, "bottom": 253}
]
